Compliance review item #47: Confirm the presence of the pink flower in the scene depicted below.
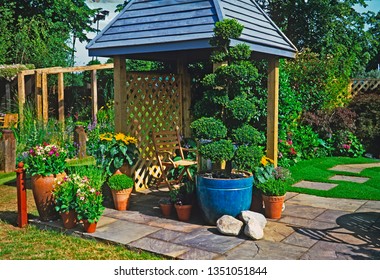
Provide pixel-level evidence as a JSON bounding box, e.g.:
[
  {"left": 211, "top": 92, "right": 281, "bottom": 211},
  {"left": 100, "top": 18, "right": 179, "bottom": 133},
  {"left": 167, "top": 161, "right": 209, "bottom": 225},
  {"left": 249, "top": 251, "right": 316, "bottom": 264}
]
[{"left": 286, "top": 139, "right": 293, "bottom": 145}]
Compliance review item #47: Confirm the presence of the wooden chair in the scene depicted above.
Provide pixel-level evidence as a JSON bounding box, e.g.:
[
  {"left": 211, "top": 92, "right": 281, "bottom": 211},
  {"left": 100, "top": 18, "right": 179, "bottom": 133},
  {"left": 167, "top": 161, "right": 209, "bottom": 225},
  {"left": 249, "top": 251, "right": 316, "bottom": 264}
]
[{"left": 151, "top": 126, "right": 197, "bottom": 189}]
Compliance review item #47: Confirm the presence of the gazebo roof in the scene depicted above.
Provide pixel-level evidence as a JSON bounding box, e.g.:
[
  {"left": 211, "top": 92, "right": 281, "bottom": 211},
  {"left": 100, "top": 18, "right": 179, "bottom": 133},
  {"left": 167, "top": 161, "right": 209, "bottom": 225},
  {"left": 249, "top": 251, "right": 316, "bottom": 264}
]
[{"left": 87, "top": 0, "right": 297, "bottom": 61}]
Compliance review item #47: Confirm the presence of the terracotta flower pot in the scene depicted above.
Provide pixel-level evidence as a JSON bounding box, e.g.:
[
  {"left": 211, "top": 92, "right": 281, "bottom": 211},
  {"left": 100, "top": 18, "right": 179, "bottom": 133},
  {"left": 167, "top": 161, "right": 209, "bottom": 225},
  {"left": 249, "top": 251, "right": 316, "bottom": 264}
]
[
  {"left": 160, "top": 203, "right": 173, "bottom": 218},
  {"left": 262, "top": 194, "right": 286, "bottom": 219},
  {"left": 31, "top": 173, "right": 66, "bottom": 221},
  {"left": 60, "top": 210, "right": 78, "bottom": 229},
  {"left": 83, "top": 219, "right": 97, "bottom": 233},
  {"left": 111, "top": 188, "right": 133, "bottom": 211},
  {"left": 174, "top": 204, "right": 192, "bottom": 222}
]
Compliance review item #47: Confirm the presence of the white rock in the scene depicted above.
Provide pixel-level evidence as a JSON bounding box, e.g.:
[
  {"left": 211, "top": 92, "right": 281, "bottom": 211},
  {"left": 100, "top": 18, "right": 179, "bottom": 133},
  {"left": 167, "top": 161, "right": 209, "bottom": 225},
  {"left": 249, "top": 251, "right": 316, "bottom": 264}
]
[
  {"left": 244, "top": 221, "right": 264, "bottom": 240},
  {"left": 240, "top": 210, "right": 267, "bottom": 228},
  {"left": 216, "top": 215, "right": 243, "bottom": 236}
]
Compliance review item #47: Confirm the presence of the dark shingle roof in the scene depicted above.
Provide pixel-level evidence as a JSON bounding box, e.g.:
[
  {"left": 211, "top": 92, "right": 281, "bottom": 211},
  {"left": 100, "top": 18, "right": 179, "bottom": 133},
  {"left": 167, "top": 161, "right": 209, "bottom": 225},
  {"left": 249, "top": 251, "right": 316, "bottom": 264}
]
[{"left": 87, "top": 0, "right": 297, "bottom": 60}]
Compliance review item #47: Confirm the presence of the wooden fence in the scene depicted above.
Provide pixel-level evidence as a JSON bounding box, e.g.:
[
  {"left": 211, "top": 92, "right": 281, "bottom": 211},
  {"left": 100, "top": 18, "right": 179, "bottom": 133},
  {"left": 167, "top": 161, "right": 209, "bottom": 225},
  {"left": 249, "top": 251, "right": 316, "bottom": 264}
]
[{"left": 349, "top": 79, "right": 380, "bottom": 96}]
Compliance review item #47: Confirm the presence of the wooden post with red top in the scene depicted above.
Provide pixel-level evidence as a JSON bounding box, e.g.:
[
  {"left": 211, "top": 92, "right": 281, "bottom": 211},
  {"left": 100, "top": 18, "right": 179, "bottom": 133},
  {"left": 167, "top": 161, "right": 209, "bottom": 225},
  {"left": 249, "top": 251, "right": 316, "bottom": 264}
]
[{"left": 16, "top": 162, "right": 28, "bottom": 228}]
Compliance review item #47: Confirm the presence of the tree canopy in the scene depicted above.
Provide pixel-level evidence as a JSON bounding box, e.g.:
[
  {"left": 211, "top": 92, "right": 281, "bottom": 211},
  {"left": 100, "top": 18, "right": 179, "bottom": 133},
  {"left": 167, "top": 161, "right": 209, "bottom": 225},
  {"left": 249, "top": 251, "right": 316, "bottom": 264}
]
[
  {"left": 0, "top": 0, "right": 95, "bottom": 68},
  {"left": 257, "top": 0, "right": 380, "bottom": 74}
]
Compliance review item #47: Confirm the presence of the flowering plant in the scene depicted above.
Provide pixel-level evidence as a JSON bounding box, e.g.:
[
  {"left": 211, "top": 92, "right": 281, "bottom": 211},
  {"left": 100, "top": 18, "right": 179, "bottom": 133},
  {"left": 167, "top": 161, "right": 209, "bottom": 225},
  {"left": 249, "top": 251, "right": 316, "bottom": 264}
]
[
  {"left": 92, "top": 132, "right": 139, "bottom": 176},
  {"left": 52, "top": 175, "right": 78, "bottom": 213},
  {"left": 23, "top": 143, "right": 68, "bottom": 176},
  {"left": 254, "top": 156, "right": 291, "bottom": 196},
  {"left": 74, "top": 175, "right": 105, "bottom": 223}
]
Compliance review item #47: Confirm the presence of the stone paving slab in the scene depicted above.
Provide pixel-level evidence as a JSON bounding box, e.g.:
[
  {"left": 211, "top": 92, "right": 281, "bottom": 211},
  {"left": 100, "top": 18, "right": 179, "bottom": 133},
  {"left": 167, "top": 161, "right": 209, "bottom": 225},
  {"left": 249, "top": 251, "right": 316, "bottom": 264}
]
[
  {"left": 282, "top": 204, "right": 326, "bottom": 220},
  {"left": 178, "top": 247, "right": 222, "bottom": 260},
  {"left": 329, "top": 162, "right": 380, "bottom": 173},
  {"left": 329, "top": 175, "right": 369, "bottom": 183},
  {"left": 129, "top": 237, "right": 190, "bottom": 258},
  {"left": 172, "top": 227, "right": 246, "bottom": 254},
  {"left": 292, "top": 180, "right": 338, "bottom": 191},
  {"left": 89, "top": 219, "right": 160, "bottom": 244},
  {"left": 286, "top": 193, "right": 367, "bottom": 212},
  {"left": 215, "top": 240, "right": 259, "bottom": 260},
  {"left": 263, "top": 221, "right": 295, "bottom": 242},
  {"left": 281, "top": 228, "right": 320, "bottom": 248},
  {"left": 251, "top": 240, "right": 308, "bottom": 260}
]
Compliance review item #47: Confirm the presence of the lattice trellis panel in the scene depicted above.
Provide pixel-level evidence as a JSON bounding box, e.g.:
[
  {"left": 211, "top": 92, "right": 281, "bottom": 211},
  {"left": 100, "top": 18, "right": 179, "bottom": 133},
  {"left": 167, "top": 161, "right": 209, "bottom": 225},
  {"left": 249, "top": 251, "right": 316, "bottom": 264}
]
[
  {"left": 350, "top": 79, "right": 380, "bottom": 96},
  {"left": 124, "top": 72, "right": 182, "bottom": 192}
]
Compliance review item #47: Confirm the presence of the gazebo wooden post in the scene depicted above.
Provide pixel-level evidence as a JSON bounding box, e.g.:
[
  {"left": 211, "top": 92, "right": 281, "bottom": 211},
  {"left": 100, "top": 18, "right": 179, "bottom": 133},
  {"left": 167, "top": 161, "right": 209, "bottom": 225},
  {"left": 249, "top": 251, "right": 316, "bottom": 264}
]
[
  {"left": 17, "top": 71, "right": 26, "bottom": 124},
  {"left": 266, "top": 57, "right": 279, "bottom": 167},
  {"left": 177, "top": 59, "right": 191, "bottom": 137},
  {"left": 113, "top": 56, "right": 128, "bottom": 133},
  {"left": 58, "top": 72, "right": 65, "bottom": 124},
  {"left": 91, "top": 69, "right": 98, "bottom": 123}
]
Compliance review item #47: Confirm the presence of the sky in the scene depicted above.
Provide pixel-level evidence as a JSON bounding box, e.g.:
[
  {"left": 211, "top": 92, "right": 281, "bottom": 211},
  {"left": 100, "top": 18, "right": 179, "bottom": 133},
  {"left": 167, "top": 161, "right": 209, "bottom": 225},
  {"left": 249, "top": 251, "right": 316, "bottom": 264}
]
[{"left": 75, "top": 0, "right": 380, "bottom": 66}]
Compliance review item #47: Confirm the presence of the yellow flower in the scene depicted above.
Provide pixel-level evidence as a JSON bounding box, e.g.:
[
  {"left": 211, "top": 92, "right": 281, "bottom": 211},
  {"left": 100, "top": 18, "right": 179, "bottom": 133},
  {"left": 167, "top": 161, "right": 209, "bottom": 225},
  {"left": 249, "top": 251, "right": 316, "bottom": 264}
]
[
  {"left": 99, "top": 133, "right": 112, "bottom": 141},
  {"left": 261, "top": 156, "right": 274, "bottom": 166},
  {"left": 115, "top": 133, "right": 126, "bottom": 141}
]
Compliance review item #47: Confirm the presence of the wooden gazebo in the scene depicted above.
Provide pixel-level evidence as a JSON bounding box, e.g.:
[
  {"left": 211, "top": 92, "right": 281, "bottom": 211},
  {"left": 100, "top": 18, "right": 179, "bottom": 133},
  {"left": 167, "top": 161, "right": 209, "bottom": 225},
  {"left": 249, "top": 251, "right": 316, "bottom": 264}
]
[{"left": 87, "top": 0, "right": 297, "bottom": 190}]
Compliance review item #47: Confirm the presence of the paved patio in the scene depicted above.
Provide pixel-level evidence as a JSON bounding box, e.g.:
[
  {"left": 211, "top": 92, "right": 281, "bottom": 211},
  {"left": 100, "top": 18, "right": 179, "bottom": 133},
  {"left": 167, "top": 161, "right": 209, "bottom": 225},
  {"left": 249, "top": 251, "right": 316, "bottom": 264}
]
[{"left": 31, "top": 188, "right": 380, "bottom": 260}]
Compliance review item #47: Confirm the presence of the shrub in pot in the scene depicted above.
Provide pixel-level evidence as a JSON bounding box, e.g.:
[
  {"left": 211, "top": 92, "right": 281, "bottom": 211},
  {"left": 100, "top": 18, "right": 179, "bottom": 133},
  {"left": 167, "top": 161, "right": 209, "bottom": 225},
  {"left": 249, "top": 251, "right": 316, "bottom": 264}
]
[{"left": 108, "top": 173, "right": 134, "bottom": 211}]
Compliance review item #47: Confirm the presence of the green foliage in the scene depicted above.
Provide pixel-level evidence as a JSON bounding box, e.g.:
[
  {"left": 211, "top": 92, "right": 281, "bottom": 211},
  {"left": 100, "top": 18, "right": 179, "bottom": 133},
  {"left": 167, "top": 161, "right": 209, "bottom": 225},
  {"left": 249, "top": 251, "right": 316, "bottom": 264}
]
[
  {"left": 191, "top": 19, "right": 264, "bottom": 172},
  {"left": 169, "top": 181, "right": 195, "bottom": 205},
  {"left": 234, "top": 145, "right": 263, "bottom": 172},
  {"left": 67, "top": 165, "right": 106, "bottom": 190},
  {"left": 257, "top": 0, "right": 379, "bottom": 74},
  {"left": 331, "top": 130, "right": 365, "bottom": 157},
  {"left": 232, "top": 125, "right": 263, "bottom": 146},
  {"left": 349, "top": 93, "right": 380, "bottom": 156},
  {"left": 0, "top": 0, "right": 95, "bottom": 67},
  {"left": 91, "top": 132, "right": 139, "bottom": 177},
  {"left": 255, "top": 165, "right": 291, "bottom": 196},
  {"left": 283, "top": 50, "right": 351, "bottom": 111},
  {"left": 52, "top": 174, "right": 79, "bottom": 213},
  {"left": 108, "top": 174, "right": 134, "bottom": 191},
  {"left": 190, "top": 117, "right": 227, "bottom": 140},
  {"left": 199, "top": 140, "right": 234, "bottom": 162},
  {"left": 75, "top": 175, "right": 105, "bottom": 224}
]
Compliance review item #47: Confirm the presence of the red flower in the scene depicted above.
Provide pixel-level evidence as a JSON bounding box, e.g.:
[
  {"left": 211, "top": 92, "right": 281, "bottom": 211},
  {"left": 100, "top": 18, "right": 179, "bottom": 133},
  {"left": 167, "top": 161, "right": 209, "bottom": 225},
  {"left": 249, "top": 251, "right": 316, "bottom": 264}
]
[{"left": 290, "top": 147, "right": 297, "bottom": 155}]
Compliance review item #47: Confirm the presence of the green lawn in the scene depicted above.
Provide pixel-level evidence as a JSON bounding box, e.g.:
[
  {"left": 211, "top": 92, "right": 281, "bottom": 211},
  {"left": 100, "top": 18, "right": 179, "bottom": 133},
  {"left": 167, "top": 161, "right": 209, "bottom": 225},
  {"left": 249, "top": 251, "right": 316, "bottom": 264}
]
[{"left": 288, "top": 157, "right": 380, "bottom": 200}]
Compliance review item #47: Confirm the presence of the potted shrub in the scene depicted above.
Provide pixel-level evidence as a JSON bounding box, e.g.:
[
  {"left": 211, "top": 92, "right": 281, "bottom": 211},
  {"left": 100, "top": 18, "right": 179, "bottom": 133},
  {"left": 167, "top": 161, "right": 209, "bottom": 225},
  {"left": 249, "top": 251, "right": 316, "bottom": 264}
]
[
  {"left": 170, "top": 181, "right": 195, "bottom": 222},
  {"left": 256, "top": 165, "right": 291, "bottom": 219},
  {"left": 75, "top": 175, "right": 105, "bottom": 233},
  {"left": 191, "top": 19, "right": 265, "bottom": 225},
  {"left": 108, "top": 172, "right": 134, "bottom": 211},
  {"left": 22, "top": 143, "right": 68, "bottom": 221},
  {"left": 92, "top": 132, "right": 139, "bottom": 177}
]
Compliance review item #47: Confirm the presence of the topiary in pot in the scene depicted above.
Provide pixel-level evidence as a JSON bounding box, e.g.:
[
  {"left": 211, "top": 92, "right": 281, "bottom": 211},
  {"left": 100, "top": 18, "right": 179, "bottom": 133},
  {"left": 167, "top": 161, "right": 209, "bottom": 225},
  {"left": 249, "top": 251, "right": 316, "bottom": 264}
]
[{"left": 108, "top": 173, "right": 134, "bottom": 211}]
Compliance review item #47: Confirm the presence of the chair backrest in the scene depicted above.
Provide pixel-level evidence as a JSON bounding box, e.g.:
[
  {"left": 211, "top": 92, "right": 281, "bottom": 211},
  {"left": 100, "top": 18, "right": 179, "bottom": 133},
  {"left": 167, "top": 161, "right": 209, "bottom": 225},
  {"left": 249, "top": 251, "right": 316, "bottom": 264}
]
[{"left": 151, "top": 126, "right": 185, "bottom": 160}]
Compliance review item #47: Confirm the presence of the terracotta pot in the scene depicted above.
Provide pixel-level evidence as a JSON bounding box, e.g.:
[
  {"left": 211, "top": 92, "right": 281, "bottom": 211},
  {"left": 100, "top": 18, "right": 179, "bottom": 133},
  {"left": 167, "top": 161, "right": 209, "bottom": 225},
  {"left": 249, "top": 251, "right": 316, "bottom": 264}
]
[
  {"left": 160, "top": 203, "right": 172, "bottom": 218},
  {"left": 111, "top": 188, "right": 133, "bottom": 211},
  {"left": 174, "top": 204, "right": 192, "bottom": 222},
  {"left": 262, "top": 194, "right": 286, "bottom": 219},
  {"left": 60, "top": 210, "right": 78, "bottom": 229},
  {"left": 83, "top": 219, "right": 97, "bottom": 233},
  {"left": 31, "top": 173, "right": 66, "bottom": 221}
]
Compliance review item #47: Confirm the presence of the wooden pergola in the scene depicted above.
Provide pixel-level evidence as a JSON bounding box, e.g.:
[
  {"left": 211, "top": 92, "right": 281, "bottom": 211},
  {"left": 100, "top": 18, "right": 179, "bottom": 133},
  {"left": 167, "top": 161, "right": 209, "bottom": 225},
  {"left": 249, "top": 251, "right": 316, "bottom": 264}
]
[{"left": 87, "top": 0, "right": 297, "bottom": 167}]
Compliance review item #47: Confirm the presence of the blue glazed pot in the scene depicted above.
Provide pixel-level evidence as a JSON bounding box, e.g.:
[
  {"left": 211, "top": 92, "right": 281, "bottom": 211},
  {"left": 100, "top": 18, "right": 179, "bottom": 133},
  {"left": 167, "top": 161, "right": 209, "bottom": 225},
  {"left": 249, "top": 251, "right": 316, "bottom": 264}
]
[{"left": 196, "top": 173, "right": 253, "bottom": 225}]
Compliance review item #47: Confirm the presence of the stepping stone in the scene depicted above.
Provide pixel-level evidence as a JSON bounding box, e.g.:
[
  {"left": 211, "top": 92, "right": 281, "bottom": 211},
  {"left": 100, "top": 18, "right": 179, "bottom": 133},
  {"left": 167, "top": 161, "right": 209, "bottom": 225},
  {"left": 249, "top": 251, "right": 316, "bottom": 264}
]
[
  {"left": 329, "top": 162, "right": 380, "bottom": 173},
  {"left": 293, "top": 180, "right": 338, "bottom": 191},
  {"left": 329, "top": 175, "right": 369, "bottom": 183}
]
